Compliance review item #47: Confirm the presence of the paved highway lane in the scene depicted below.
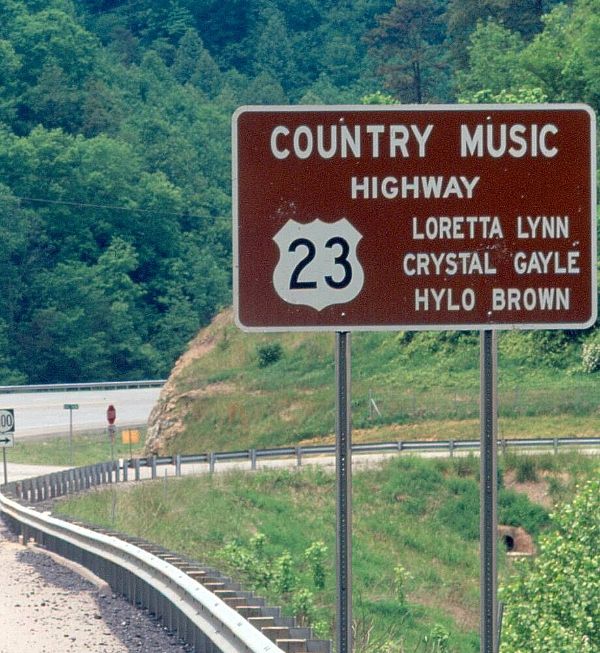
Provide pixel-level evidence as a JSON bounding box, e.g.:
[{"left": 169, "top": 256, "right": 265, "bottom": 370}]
[{"left": 0, "top": 387, "right": 161, "bottom": 440}]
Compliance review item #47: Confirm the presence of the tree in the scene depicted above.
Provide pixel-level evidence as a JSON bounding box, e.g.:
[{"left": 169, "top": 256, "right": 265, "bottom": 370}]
[
  {"left": 253, "top": 7, "right": 298, "bottom": 92},
  {"left": 365, "top": 0, "right": 450, "bottom": 103},
  {"left": 172, "top": 29, "right": 222, "bottom": 97},
  {"left": 501, "top": 479, "right": 600, "bottom": 652},
  {"left": 446, "top": 0, "right": 566, "bottom": 68},
  {"left": 455, "top": 20, "right": 541, "bottom": 102},
  {"left": 21, "top": 62, "right": 84, "bottom": 131},
  {"left": 10, "top": 7, "right": 99, "bottom": 85},
  {"left": 456, "top": 0, "right": 600, "bottom": 112},
  {"left": 0, "top": 39, "right": 21, "bottom": 118}
]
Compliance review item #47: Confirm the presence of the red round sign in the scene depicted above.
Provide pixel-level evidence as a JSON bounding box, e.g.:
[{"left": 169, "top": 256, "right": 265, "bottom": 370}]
[{"left": 107, "top": 404, "right": 116, "bottom": 425}]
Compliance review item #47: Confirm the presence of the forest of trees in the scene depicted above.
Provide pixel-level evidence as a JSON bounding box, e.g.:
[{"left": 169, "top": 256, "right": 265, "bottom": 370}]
[{"left": 0, "top": 0, "right": 598, "bottom": 382}]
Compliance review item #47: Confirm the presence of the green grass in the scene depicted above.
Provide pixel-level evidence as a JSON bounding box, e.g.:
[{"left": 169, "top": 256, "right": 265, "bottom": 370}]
[
  {"left": 6, "top": 429, "right": 147, "bottom": 466},
  {"left": 55, "top": 453, "right": 600, "bottom": 652},
  {"left": 161, "top": 312, "right": 600, "bottom": 455}
]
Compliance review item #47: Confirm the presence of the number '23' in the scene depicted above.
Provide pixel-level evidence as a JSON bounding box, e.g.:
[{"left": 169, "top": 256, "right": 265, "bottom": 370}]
[{"left": 288, "top": 236, "right": 353, "bottom": 290}]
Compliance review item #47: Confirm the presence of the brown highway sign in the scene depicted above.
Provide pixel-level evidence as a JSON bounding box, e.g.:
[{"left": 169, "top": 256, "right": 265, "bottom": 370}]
[{"left": 233, "top": 104, "right": 596, "bottom": 332}]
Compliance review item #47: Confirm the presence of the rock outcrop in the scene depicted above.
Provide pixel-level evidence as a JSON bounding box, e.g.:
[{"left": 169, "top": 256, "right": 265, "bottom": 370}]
[{"left": 145, "top": 309, "right": 233, "bottom": 454}]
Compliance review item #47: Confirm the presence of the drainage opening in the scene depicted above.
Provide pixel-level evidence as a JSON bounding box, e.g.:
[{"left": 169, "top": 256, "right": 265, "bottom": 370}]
[{"left": 503, "top": 535, "right": 515, "bottom": 552}]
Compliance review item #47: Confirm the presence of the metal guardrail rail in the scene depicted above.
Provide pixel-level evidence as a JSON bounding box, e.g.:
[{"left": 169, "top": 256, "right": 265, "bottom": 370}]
[
  {"left": 0, "top": 490, "right": 287, "bottom": 653},
  {"left": 0, "top": 451, "right": 338, "bottom": 653},
  {"left": 136, "top": 435, "right": 600, "bottom": 473},
  {"left": 0, "top": 380, "right": 166, "bottom": 393}
]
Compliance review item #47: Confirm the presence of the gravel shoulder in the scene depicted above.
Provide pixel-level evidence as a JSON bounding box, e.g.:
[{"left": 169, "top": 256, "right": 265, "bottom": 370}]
[{"left": 0, "top": 521, "right": 190, "bottom": 653}]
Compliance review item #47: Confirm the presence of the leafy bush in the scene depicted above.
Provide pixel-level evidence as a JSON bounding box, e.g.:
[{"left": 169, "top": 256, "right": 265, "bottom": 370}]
[
  {"left": 582, "top": 340, "right": 600, "bottom": 373},
  {"left": 501, "top": 479, "right": 600, "bottom": 652},
  {"left": 304, "top": 540, "right": 328, "bottom": 590},
  {"left": 256, "top": 342, "right": 283, "bottom": 367},
  {"left": 273, "top": 551, "right": 295, "bottom": 594},
  {"left": 500, "top": 331, "right": 577, "bottom": 368},
  {"left": 218, "top": 533, "right": 328, "bottom": 627},
  {"left": 290, "top": 588, "right": 317, "bottom": 627}
]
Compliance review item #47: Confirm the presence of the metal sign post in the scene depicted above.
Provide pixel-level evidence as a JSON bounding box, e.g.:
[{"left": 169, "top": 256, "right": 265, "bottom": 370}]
[
  {"left": 63, "top": 403, "right": 79, "bottom": 466},
  {"left": 480, "top": 331, "right": 498, "bottom": 653},
  {"left": 335, "top": 332, "right": 352, "bottom": 653},
  {"left": 107, "top": 404, "right": 117, "bottom": 523}
]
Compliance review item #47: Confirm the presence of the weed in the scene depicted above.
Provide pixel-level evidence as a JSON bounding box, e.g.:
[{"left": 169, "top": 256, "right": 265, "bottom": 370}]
[
  {"left": 452, "top": 455, "right": 478, "bottom": 479},
  {"left": 304, "top": 541, "right": 328, "bottom": 590},
  {"left": 256, "top": 342, "right": 283, "bottom": 367},
  {"left": 515, "top": 457, "right": 538, "bottom": 483},
  {"left": 394, "top": 564, "right": 411, "bottom": 606}
]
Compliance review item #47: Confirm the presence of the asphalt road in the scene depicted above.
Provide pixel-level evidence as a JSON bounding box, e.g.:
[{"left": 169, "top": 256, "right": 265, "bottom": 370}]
[{"left": 0, "top": 388, "right": 161, "bottom": 440}]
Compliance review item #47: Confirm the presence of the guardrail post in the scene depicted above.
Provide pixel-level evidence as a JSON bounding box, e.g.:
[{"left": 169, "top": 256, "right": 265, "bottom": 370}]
[
  {"left": 449, "top": 440, "right": 455, "bottom": 458},
  {"left": 151, "top": 456, "right": 157, "bottom": 480},
  {"left": 134, "top": 458, "right": 141, "bottom": 481},
  {"left": 122, "top": 461, "right": 128, "bottom": 482},
  {"left": 397, "top": 441, "right": 403, "bottom": 453},
  {"left": 175, "top": 454, "right": 181, "bottom": 477},
  {"left": 209, "top": 452, "right": 215, "bottom": 473},
  {"left": 29, "top": 479, "right": 36, "bottom": 502},
  {"left": 296, "top": 446, "right": 302, "bottom": 466},
  {"left": 250, "top": 449, "right": 257, "bottom": 470},
  {"left": 553, "top": 437, "right": 559, "bottom": 455}
]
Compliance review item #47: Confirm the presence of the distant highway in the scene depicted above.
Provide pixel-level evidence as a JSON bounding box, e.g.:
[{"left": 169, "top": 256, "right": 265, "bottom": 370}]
[{"left": 0, "top": 386, "right": 162, "bottom": 440}]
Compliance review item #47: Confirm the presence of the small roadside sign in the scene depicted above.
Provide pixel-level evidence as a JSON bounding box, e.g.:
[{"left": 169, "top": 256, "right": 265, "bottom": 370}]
[
  {"left": 0, "top": 409, "right": 15, "bottom": 447},
  {"left": 121, "top": 429, "right": 140, "bottom": 445},
  {"left": 63, "top": 403, "right": 79, "bottom": 410},
  {"left": 107, "top": 404, "right": 116, "bottom": 425}
]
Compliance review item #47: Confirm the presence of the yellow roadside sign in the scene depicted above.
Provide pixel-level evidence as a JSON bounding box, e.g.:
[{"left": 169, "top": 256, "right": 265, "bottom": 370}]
[{"left": 121, "top": 429, "right": 140, "bottom": 445}]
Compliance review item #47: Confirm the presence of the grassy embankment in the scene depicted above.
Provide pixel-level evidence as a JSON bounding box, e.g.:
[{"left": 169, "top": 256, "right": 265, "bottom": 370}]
[
  {"left": 6, "top": 430, "right": 147, "bottom": 466},
  {"left": 161, "top": 315, "right": 600, "bottom": 454},
  {"left": 56, "top": 451, "right": 599, "bottom": 652}
]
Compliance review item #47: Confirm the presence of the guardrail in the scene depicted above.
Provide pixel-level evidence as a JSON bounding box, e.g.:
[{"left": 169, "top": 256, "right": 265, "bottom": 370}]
[
  {"left": 138, "top": 435, "right": 600, "bottom": 473},
  {"left": 0, "top": 380, "right": 166, "bottom": 393},
  {"left": 6, "top": 436, "right": 600, "bottom": 503},
  {"left": 0, "top": 490, "right": 287, "bottom": 653}
]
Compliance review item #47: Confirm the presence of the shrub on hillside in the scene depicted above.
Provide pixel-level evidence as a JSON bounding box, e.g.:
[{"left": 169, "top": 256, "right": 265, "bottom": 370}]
[
  {"left": 500, "top": 479, "right": 600, "bottom": 652},
  {"left": 256, "top": 342, "right": 283, "bottom": 367},
  {"left": 581, "top": 335, "right": 600, "bottom": 373}
]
